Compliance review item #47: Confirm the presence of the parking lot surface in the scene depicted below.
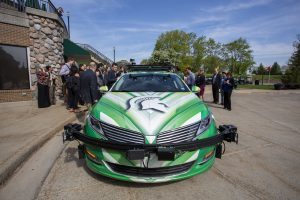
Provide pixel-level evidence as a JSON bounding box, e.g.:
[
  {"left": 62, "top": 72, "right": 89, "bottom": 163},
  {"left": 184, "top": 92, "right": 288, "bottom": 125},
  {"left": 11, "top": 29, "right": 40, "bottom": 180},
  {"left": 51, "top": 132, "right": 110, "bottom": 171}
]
[{"left": 37, "top": 90, "right": 300, "bottom": 200}]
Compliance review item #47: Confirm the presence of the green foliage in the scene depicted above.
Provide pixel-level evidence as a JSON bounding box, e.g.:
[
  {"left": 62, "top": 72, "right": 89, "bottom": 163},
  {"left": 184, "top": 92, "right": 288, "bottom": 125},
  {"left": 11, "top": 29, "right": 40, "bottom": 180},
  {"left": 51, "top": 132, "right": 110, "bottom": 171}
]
[
  {"left": 203, "top": 55, "right": 223, "bottom": 74},
  {"left": 257, "top": 63, "right": 266, "bottom": 75},
  {"left": 281, "top": 35, "right": 300, "bottom": 84},
  {"left": 116, "top": 60, "right": 131, "bottom": 69},
  {"left": 149, "top": 30, "right": 196, "bottom": 69},
  {"left": 148, "top": 49, "right": 176, "bottom": 66},
  {"left": 223, "top": 38, "right": 255, "bottom": 75},
  {"left": 270, "top": 62, "right": 282, "bottom": 75},
  {"left": 197, "top": 37, "right": 223, "bottom": 73},
  {"left": 253, "top": 75, "right": 282, "bottom": 81},
  {"left": 154, "top": 30, "right": 193, "bottom": 56},
  {"left": 144, "top": 30, "right": 255, "bottom": 74},
  {"left": 192, "top": 36, "right": 206, "bottom": 70}
]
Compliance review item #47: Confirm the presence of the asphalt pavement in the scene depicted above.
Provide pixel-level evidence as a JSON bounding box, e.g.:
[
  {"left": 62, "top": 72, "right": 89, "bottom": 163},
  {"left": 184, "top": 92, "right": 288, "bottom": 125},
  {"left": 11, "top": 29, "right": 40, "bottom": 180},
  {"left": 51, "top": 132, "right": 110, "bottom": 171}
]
[
  {"left": 0, "top": 101, "right": 79, "bottom": 185},
  {"left": 35, "top": 89, "right": 300, "bottom": 200}
]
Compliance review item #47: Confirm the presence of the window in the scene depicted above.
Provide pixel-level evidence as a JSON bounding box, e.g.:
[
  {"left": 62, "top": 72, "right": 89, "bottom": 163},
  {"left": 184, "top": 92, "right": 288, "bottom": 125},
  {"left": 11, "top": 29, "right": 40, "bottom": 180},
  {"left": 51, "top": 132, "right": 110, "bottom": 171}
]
[
  {"left": 0, "top": 44, "right": 30, "bottom": 90},
  {"left": 111, "top": 73, "right": 189, "bottom": 92}
]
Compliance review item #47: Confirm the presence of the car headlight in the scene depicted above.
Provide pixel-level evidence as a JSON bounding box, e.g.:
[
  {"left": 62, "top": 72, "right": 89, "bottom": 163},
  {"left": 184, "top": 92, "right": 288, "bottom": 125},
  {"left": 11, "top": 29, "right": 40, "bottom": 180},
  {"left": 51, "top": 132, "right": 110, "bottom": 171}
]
[
  {"left": 89, "top": 115, "right": 104, "bottom": 134},
  {"left": 195, "top": 114, "right": 211, "bottom": 136}
]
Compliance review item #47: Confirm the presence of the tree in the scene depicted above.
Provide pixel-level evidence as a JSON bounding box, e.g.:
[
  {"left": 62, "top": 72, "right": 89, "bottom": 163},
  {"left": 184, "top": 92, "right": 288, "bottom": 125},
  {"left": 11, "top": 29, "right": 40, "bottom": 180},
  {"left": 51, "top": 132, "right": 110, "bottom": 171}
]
[
  {"left": 116, "top": 60, "right": 131, "bottom": 69},
  {"left": 140, "top": 58, "right": 150, "bottom": 65},
  {"left": 153, "top": 30, "right": 196, "bottom": 69},
  {"left": 270, "top": 62, "right": 282, "bottom": 75},
  {"left": 223, "top": 38, "right": 255, "bottom": 75},
  {"left": 146, "top": 49, "right": 176, "bottom": 66},
  {"left": 257, "top": 63, "right": 266, "bottom": 75},
  {"left": 202, "top": 38, "right": 223, "bottom": 73},
  {"left": 281, "top": 35, "right": 300, "bottom": 84},
  {"left": 192, "top": 36, "right": 206, "bottom": 70},
  {"left": 144, "top": 30, "right": 256, "bottom": 74}
]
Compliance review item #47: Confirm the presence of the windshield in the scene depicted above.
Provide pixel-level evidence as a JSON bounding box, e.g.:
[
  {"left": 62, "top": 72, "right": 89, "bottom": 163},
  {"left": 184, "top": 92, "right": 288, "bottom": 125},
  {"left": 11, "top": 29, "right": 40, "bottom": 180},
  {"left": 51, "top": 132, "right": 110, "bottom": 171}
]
[{"left": 111, "top": 73, "right": 190, "bottom": 92}]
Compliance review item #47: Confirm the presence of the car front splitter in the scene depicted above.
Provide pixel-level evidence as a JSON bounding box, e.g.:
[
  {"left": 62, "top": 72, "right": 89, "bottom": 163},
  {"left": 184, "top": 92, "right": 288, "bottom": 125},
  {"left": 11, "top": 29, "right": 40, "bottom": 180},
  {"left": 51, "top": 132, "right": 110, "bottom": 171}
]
[{"left": 63, "top": 123, "right": 238, "bottom": 160}]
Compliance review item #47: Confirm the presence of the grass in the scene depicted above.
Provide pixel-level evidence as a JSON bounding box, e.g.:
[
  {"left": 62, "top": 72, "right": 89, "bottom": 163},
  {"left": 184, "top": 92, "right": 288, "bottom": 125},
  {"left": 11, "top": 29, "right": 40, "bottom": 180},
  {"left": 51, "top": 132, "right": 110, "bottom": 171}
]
[
  {"left": 237, "top": 84, "right": 274, "bottom": 90},
  {"left": 252, "top": 75, "right": 282, "bottom": 81},
  {"left": 205, "top": 74, "right": 282, "bottom": 82}
]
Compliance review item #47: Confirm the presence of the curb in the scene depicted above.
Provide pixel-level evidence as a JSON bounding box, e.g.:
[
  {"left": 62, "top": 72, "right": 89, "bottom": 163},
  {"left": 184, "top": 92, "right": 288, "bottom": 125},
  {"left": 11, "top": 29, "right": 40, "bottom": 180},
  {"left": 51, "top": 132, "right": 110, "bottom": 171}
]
[{"left": 0, "top": 114, "right": 76, "bottom": 186}]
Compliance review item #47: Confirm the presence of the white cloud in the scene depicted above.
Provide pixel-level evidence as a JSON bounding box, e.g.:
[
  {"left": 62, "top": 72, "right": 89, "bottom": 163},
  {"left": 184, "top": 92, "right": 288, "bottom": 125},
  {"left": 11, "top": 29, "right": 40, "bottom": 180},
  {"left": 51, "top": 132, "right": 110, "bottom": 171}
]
[
  {"left": 53, "top": 0, "right": 299, "bottom": 65},
  {"left": 251, "top": 41, "right": 293, "bottom": 65},
  {"left": 117, "top": 27, "right": 167, "bottom": 33},
  {"left": 209, "top": 0, "right": 272, "bottom": 12},
  {"left": 251, "top": 42, "right": 293, "bottom": 57}
]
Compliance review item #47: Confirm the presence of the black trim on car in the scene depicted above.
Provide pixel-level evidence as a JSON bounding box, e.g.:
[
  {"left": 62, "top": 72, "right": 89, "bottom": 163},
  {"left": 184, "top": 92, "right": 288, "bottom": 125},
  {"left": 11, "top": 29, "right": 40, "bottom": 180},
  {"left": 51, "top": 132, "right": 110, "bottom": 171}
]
[{"left": 63, "top": 123, "right": 238, "bottom": 160}]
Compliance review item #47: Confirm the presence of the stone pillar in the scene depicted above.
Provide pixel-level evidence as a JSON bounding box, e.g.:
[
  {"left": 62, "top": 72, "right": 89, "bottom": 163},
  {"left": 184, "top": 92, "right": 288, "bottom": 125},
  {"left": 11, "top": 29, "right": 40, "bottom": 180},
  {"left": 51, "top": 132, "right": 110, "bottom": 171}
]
[{"left": 28, "top": 14, "right": 65, "bottom": 98}]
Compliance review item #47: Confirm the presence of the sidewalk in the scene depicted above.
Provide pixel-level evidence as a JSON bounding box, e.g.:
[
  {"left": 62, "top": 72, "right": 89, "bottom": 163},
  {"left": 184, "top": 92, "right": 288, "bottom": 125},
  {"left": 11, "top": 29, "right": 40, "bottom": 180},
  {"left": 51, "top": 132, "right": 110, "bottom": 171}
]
[{"left": 0, "top": 101, "right": 79, "bottom": 185}]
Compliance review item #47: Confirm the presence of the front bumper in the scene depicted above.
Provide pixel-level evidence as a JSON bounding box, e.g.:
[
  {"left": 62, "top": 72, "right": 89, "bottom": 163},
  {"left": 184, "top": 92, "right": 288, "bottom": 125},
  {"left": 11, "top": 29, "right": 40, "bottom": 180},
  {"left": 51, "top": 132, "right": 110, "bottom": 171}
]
[
  {"left": 63, "top": 124, "right": 238, "bottom": 182},
  {"left": 86, "top": 154, "right": 216, "bottom": 183}
]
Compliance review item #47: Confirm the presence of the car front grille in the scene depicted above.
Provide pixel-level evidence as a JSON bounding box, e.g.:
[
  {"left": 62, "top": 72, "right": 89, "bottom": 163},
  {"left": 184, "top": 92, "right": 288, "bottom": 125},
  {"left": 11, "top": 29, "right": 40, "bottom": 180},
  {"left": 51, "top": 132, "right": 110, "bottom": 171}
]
[
  {"left": 156, "top": 122, "right": 200, "bottom": 144},
  {"left": 101, "top": 121, "right": 145, "bottom": 144},
  {"left": 107, "top": 161, "right": 195, "bottom": 177}
]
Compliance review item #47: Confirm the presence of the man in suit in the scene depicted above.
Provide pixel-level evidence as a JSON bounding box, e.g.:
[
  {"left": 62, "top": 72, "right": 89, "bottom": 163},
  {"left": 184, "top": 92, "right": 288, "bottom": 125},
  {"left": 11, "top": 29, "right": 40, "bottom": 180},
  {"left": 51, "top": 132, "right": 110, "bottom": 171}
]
[
  {"left": 80, "top": 62, "right": 99, "bottom": 110},
  {"left": 212, "top": 68, "right": 221, "bottom": 104},
  {"left": 107, "top": 63, "right": 118, "bottom": 89}
]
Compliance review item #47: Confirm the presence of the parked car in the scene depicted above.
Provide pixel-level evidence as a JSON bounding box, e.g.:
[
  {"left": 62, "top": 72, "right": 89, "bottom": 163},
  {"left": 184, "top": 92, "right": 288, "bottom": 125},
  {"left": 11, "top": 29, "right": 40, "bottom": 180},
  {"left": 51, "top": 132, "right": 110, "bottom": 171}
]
[
  {"left": 205, "top": 77, "right": 212, "bottom": 85},
  {"left": 63, "top": 65, "right": 238, "bottom": 183}
]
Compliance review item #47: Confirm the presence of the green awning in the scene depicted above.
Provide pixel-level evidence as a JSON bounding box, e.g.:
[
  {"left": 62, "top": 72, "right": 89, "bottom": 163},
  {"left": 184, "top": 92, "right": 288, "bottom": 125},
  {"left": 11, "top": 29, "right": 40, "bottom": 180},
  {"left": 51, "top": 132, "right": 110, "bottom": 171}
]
[
  {"left": 63, "top": 39, "right": 91, "bottom": 64},
  {"left": 63, "top": 39, "right": 90, "bottom": 56}
]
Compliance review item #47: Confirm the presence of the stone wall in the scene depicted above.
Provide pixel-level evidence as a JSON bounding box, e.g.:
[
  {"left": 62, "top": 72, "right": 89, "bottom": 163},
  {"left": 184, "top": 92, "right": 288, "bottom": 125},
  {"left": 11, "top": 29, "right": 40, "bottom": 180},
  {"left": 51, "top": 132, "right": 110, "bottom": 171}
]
[{"left": 28, "top": 13, "right": 65, "bottom": 97}]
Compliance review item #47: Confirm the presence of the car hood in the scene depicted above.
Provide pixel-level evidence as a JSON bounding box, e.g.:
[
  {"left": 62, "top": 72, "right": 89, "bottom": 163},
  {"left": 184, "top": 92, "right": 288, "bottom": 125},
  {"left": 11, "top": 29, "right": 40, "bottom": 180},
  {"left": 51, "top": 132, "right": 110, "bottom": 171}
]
[{"left": 90, "top": 92, "right": 209, "bottom": 137}]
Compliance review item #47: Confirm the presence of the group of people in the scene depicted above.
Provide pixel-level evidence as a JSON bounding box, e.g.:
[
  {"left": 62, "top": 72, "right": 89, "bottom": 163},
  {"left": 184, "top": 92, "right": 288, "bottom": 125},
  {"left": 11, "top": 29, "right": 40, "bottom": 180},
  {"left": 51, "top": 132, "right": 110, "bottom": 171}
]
[
  {"left": 37, "top": 61, "right": 234, "bottom": 111},
  {"left": 181, "top": 67, "right": 235, "bottom": 111},
  {"left": 59, "top": 58, "right": 124, "bottom": 112},
  {"left": 182, "top": 67, "right": 206, "bottom": 100},
  {"left": 212, "top": 68, "right": 235, "bottom": 111}
]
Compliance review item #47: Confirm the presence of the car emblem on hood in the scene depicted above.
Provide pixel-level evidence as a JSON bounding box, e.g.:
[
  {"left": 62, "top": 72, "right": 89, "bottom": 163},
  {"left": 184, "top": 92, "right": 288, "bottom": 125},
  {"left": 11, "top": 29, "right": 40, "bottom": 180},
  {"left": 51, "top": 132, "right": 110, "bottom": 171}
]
[{"left": 127, "top": 96, "right": 168, "bottom": 113}]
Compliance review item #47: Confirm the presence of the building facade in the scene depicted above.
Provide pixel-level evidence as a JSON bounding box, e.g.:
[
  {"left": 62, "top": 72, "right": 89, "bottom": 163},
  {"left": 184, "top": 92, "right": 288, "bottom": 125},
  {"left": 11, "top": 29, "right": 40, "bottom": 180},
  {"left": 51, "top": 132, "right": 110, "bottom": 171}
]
[{"left": 0, "top": 0, "right": 68, "bottom": 102}]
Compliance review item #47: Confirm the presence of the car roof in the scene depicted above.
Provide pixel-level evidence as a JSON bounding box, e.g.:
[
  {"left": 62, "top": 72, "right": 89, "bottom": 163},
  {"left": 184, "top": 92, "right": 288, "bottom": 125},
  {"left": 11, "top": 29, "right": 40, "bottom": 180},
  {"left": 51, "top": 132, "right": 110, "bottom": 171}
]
[{"left": 126, "top": 71, "right": 174, "bottom": 75}]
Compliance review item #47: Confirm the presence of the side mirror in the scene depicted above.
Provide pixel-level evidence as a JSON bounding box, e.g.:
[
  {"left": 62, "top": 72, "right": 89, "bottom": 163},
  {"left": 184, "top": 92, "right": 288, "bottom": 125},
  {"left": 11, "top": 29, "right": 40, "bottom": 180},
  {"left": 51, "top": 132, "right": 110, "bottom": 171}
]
[
  {"left": 99, "top": 86, "right": 108, "bottom": 93},
  {"left": 191, "top": 85, "right": 200, "bottom": 93}
]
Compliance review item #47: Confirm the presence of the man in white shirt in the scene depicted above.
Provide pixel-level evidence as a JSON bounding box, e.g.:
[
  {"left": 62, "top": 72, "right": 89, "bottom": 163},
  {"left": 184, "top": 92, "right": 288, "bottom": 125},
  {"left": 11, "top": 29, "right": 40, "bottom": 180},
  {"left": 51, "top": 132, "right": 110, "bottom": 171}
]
[{"left": 59, "top": 57, "right": 75, "bottom": 108}]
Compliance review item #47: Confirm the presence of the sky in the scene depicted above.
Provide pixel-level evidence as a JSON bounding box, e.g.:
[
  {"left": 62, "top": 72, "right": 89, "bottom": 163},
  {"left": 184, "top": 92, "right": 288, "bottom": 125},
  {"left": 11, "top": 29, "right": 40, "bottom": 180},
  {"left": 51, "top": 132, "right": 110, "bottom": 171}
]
[{"left": 52, "top": 0, "right": 300, "bottom": 66}]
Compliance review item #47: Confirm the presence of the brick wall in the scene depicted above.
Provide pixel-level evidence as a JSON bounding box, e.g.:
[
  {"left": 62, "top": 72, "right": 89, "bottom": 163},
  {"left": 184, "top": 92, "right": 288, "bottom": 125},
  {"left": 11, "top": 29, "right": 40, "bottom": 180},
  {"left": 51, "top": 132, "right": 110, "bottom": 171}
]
[
  {"left": 0, "top": 22, "right": 30, "bottom": 47},
  {"left": 0, "top": 90, "right": 34, "bottom": 103}
]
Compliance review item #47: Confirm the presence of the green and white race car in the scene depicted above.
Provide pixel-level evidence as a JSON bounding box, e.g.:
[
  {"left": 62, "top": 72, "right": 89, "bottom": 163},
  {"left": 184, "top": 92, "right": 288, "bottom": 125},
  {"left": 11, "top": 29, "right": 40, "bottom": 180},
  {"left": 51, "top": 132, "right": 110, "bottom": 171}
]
[{"left": 63, "top": 65, "right": 238, "bottom": 183}]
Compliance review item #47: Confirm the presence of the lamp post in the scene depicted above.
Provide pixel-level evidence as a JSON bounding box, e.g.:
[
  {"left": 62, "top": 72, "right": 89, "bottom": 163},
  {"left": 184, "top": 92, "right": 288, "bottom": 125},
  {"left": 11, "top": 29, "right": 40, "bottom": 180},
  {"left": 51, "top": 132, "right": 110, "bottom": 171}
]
[
  {"left": 113, "top": 46, "right": 115, "bottom": 63},
  {"left": 66, "top": 11, "right": 70, "bottom": 39}
]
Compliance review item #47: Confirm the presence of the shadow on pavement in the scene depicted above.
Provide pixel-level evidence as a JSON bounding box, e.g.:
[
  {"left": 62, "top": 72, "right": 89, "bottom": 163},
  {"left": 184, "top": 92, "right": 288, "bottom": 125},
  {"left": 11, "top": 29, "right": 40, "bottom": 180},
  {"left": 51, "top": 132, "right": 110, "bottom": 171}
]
[
  {"left": 64, "top": 147, "right": 85, "bottom": 167},
  {"left": 75, "top": 111, "right": 86, "bottom": 123},
  {"left": 82, "top": 163, "right": 183, "bottom": 188},
  {"left": 205, "top": 102, "right": 224, "bottom": 109}
]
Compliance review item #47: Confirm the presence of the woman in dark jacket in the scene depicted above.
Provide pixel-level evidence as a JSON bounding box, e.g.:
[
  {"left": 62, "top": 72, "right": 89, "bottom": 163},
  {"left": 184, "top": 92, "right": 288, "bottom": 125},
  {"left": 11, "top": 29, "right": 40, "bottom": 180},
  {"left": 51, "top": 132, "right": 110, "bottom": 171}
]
[
  {"left": 222, "top": 72, "right": 235, "bottom": 111},
  {"left": 195, "top": 69, "right": 206, "bottom": 101},
  {"left": 66, "top": 67, "right": 80, "bottom": 112}
]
